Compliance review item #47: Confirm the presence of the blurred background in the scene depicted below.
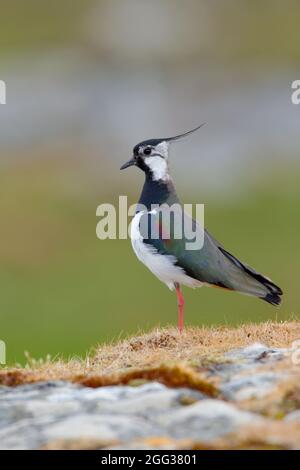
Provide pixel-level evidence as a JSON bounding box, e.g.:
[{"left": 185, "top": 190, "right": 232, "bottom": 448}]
[{"left": 0, "top": 0, "right": 299, "bottom": 364}]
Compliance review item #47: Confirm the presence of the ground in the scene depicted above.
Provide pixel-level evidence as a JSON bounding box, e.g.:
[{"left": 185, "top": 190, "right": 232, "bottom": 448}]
[{"left": 1, "top": 321, "right": 300, "bottom": 449}]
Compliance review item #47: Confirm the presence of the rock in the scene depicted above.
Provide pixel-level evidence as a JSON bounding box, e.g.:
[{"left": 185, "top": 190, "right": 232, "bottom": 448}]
[
  {"left": 0, "top": 342, "right": 299, "bottom": 449},
  {"left": 0, "top": 382, "right": 206, "bottom": 450},
  {"left": 158, "top": 399, "right": 263, "bottom": 441},
  {"left": 225, "top": 342, "right": 288, "bottom": 363},
  {"left": 221, "top": 372, "right": 283, "bottom": 401},
  {"left": 217, "top": 343, "right": 291, "bottom": 401},
  {"left": 0, "top": 381, "right": 271, "bottom": 450},
  {"left": 284, "top": 410, "right": 300, "bottom": 422},
  {"left": 45, "top": 414, "right": 154, "bottom": 442}
]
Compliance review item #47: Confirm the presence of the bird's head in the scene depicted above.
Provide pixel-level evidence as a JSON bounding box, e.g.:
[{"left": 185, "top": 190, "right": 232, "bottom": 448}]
[{"left": 120, "top": 124, "right": 205, "bottom": 181}]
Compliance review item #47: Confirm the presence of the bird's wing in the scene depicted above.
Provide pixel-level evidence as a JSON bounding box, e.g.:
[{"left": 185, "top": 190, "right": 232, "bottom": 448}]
[
  {"left": 139, "top": 209, "right": 282, "bottom": 304},
  {"left": 139, "top": 209, "right": 225, "bottom": 285}
]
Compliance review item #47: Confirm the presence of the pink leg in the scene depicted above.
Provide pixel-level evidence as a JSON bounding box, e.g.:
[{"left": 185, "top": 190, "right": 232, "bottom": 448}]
[{"left": 175, "top": 283, "right": 185, "bottom": 334}]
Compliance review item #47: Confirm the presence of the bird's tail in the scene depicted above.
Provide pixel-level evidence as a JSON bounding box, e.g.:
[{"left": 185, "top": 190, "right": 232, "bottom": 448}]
[
  {"left": 219, "top": 247, "right": 283, "bottom": 306},
  {"left": 263, "top": 290, "right": 282, "bottom": 306}
]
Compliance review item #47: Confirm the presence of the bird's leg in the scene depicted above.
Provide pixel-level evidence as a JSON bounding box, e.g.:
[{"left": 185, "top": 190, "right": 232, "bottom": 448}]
[{"left": 175, "top": 283, "right": 185, "bottom": 334}]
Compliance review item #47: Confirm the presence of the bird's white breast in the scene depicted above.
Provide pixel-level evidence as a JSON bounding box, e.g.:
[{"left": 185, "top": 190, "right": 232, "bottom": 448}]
[{"left": 130, "top": 211, "right": 202, "bottom": 290}]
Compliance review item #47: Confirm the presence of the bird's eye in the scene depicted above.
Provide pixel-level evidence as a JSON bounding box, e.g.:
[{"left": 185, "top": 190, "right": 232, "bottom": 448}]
[{"left": 143, "top": 147, "right": 152, "bottom": 155}]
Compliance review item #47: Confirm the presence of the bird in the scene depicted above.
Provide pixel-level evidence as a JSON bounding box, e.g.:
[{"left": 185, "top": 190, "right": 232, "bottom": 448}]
[{"left": 120, "top": 125, "right": 283, "bottom": 333}]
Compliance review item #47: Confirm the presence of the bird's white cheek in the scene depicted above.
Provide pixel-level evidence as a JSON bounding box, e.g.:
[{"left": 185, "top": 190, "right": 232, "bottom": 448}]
[{"left": 146, "top": 157, "right": 168, "bottom": 181}]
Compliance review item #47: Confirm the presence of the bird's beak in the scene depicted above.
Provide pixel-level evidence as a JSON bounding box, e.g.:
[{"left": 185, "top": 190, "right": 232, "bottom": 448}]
[{"left": 120, "top": 157, "right": 135, "bottom": 170}]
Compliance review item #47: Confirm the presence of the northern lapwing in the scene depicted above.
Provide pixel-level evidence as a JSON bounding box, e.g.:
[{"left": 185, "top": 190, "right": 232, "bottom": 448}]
[{"left": 120, "top": 126, "right": 283, "bottom": 333}]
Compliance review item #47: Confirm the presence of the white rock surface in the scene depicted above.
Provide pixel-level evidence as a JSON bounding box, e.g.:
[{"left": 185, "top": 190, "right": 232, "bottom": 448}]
[{"left": 0, "top": 343, "right": 297, "bottom": 449}]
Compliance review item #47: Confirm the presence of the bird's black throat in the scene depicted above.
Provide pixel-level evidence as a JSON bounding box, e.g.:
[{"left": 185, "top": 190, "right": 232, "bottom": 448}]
[{"left": 137, "top": 174, "right": 180, "bottom": 211}]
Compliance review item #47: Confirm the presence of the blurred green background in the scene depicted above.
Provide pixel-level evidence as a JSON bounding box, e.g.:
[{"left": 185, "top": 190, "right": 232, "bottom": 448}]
[{"left": 0, "top": 0, "right": 299, "bottom": 364}]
